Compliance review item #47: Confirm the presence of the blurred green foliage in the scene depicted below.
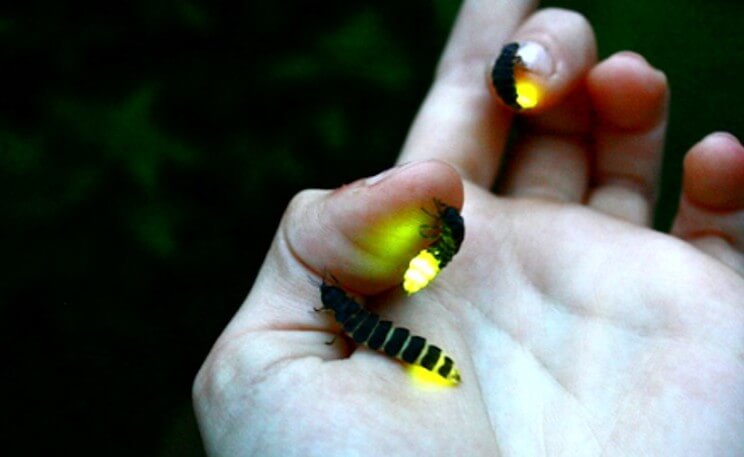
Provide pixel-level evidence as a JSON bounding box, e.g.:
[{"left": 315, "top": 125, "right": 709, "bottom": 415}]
[{"left": 2, "top": 0, "right": 741, "bottom": 455}]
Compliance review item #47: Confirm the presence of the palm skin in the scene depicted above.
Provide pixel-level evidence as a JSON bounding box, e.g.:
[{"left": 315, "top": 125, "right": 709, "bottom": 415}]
[
  {"left": 195, "top": 182, "right": 743, "bottom": 456},
  {"left": 443, "top": 186, "right": 743, "bottom": 455}
]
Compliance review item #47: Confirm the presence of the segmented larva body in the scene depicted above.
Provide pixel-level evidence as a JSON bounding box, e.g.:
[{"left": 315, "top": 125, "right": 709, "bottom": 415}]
[
  {"left": 491, "top": 42, "right": 521, "bottom": 110},
  {"left": 428, "top": 203, "right": 465, "bottom": 269},
  {"left": 402, "top": 200, "right": 464, "bottom": 295},
  {"left": 319, "top": 282, "right": 461, "bottom": 384}
]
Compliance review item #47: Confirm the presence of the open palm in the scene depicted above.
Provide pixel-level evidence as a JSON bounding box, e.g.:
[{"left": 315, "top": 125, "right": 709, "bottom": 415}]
[
  {"left": 194, "top": 2, "right": 744, "bottom": 456},
  {"left": 444, "top": 189, "right": 742, "bottom": 455}
]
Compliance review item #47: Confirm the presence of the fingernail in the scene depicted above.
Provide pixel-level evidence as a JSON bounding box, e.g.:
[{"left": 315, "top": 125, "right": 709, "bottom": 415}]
[
  {"left": 515, "top": 41, "right": 554, "bottom": 77},
  {"left": 364, "top": 162, "right": 414, "bottom": 186},
  {"left": 709, "top": 131, "right": 741, "bottom": 146}
]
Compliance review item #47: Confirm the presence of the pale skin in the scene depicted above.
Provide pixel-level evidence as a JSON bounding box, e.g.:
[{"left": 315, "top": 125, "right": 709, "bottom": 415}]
[{"left": 193, "top": 2, "right": 744, "bottom": 456}]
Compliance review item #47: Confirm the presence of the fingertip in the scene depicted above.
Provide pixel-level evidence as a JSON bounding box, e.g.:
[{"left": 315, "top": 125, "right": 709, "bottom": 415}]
[
  {"left": 587, "top": 51, "right": 669, "bottom": 131},
  {"left": 683, "top": 132, "right": 744, "bottom": 210},
  {"left": 490, "top": 8, "right": 597, "bottom": 113},
  {"left": 284, "top": 160, "right": 464, "bottom": 294}
]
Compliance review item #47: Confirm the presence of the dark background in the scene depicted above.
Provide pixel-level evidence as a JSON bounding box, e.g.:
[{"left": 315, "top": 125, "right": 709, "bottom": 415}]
[{"left": 2, "top": 0, "right": 741, "bottom": 455}]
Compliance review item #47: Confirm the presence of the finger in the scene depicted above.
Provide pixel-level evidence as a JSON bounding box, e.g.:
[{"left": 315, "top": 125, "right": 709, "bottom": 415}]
[
  {"left": 494, "top": 8, "right": 596, "bottom": 201},
  {"left": 500, "top": 134, "right": 588, "bottom": 202},
  {"left": 397, "top": 0, "right": 538, "bottom": 187},
  {"left": 283, "top": 161, "right": 464, "bottom": 294},
  {"left": 671, "top": 132, "right": 744, "bottom": 274},
  {"left": 196, "top": 160, "right": 464, "bottom": 378},
  {"left": 489, "top": 8, "right": 597, "bottom": 115},
  {"left": 585, "top": 52, "right": 669, "bottom": 226}
]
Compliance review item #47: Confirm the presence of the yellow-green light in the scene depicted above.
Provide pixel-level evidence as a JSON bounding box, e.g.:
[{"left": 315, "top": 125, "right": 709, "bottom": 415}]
[
  {"left": 515, "top": 78, "right": 541, "bottom": 109},
  {"left": 355, "top": 212, "right": 427, "bottom": 278},
  {"left": 407, "top": 363, "right": 460, "bottom": 388},
  {"left": 402, "top": 249, "right": 441, "bottom": 295}
]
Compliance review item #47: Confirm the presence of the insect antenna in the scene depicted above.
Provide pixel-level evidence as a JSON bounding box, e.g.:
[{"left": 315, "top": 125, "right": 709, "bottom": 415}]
[{"left": 418, "top": 223, "right": 440, "bottom": 239}]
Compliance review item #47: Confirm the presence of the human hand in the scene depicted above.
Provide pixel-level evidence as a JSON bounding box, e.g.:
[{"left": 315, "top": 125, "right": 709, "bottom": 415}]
[{"left": 193, "top": 2, "right": 744, "bottom": 456}]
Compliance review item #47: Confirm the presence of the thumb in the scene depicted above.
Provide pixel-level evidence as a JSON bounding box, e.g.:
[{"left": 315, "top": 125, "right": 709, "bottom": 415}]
[
  {"left": 244, "top": 158, "right": 463, "bottom": 330},
  {"left": 284, "top": 159, "right": 465, "bottom": 294},
  {"left": 194, "top": 159, "right": 463, "bottom": 399}
]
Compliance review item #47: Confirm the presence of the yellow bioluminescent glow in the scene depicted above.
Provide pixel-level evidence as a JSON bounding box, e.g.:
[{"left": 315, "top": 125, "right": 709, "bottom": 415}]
[
  {"left": 402, "top": 249, "right": 441, "bottom": 295},
  {"left": 356, "top": 210, "right": 431, "bottom": 279},
  {"left": 515, "top": 78, "right": 541, "bottom": 109},
  {"left": 407, "top": 363, "right": 460, "bottom": 388}
]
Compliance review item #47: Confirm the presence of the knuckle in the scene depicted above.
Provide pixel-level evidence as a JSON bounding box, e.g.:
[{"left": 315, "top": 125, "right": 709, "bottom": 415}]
[
  {"left": 283, "top": 188, "right": 323, "bottom": 225},
  {"left": 286, "top": 188, "right": 315, "bottom": 212},
  {"left": 192, "top": 336, "right": 242, "bottom": 414}
]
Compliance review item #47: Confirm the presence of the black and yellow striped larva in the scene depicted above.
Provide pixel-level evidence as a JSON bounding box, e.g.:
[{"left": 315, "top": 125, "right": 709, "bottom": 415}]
[
  {"left": 317, "top": 281, "right": 461, "bottom": 385},
  {"left": 402, "top": 199, "right": 465, "bottom": 295}
]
